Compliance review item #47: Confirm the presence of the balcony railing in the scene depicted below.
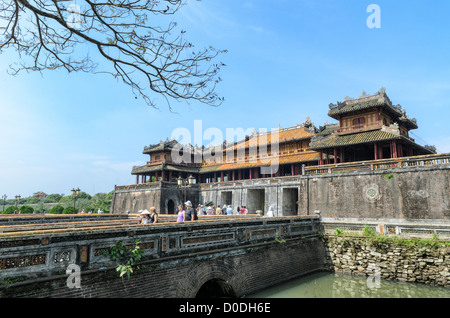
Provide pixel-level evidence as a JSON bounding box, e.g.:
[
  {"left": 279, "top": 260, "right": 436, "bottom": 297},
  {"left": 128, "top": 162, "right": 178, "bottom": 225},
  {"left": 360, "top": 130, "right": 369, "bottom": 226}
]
[
  {"left": 305, "top": 153, "right": 450, "bottom": 175},
  {"left": 337, "top": 121, "right": 383, "bottom": 134}
]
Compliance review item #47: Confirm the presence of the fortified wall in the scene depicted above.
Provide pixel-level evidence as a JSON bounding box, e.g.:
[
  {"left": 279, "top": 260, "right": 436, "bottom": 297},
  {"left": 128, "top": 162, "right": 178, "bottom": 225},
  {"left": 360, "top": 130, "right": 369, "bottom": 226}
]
[
  {"left": 112, "top": 154, "right": 450, "bottom": 220},
  {"left": 185, "top": 162, "right": 450, "bottom": 220},
  {"left": 302, "top": 164, "right": 450, "bottom": 220}
]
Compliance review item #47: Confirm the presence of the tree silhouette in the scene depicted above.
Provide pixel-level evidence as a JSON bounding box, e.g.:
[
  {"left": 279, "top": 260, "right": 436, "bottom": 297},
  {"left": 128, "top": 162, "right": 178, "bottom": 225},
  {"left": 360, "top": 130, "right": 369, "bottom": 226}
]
[{"left": 0, "top": 0, "right": 226, "bottom": 110}]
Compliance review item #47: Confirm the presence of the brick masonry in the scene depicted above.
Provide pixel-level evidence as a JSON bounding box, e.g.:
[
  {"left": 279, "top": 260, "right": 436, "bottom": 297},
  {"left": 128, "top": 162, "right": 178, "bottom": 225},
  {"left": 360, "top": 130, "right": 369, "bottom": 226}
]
[{"left": 0, "top": 237, "right": 327, "bottom": 298}]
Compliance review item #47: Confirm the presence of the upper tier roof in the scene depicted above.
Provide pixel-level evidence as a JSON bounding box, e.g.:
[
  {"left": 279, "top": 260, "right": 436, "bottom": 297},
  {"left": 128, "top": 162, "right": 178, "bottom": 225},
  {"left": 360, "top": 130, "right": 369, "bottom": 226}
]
[{"left": 327, "top": 88, "right": 418, "bottom": 129}]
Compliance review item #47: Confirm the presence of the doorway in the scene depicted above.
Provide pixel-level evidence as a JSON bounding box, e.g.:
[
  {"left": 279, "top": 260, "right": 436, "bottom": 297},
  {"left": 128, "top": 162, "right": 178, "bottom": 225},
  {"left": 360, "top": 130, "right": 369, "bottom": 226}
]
[
  {"left": 247, "top": 189, "right": 265, "bottom": 214},
  {"left": 282, "top": 188, "right": 298, "bottom": 216},
  {"left": 167, "top": 199, "right": 176, "bottom": 214}
]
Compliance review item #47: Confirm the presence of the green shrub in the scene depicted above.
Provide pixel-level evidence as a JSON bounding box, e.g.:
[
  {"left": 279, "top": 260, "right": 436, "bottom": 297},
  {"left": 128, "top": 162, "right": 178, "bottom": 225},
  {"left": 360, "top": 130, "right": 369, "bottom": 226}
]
[
  {"left": 362, "top": 225, "right": 377, "bottom": 237},
  {"left": 2, "top": 206, "right": 18, "bottom": 214},
  {"left": 19, "top": 205, "right": 34, "bottom": 214},
  {"left": 48, "top": 205, "right": 64, "bottom": 214},
  {"left": 63, "top": 206, "right": 77, "bottom": 214},
  {"left": 334, "top": 228, "right": 344, "bottom": 235}
]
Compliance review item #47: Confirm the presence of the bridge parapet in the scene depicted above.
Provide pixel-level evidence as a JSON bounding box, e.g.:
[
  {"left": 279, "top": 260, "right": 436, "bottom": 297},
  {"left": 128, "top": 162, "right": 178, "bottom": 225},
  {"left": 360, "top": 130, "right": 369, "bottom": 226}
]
[{"left": 0, "top": 215, "right": 320, "bottom": 281}]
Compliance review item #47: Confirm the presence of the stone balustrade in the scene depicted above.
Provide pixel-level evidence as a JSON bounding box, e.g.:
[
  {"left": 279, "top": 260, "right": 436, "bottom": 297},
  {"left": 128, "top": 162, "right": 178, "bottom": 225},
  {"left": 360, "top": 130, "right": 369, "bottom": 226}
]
[{"left": 0, "top": 214, "right": 320, "bottom": 281}]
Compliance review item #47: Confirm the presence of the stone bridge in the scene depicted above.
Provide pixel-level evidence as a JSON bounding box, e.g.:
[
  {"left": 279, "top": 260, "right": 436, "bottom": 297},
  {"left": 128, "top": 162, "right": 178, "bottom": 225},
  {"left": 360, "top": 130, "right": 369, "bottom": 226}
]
[{"left": 0, "top": 214, "right": 326, "bottom": 298}]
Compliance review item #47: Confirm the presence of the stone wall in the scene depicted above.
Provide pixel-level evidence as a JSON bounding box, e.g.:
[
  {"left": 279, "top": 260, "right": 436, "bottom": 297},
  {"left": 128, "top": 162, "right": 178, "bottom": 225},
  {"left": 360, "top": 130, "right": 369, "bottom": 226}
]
[
  {"left": 112, "top": 183, "right": 200, "bottom": 214},
  {"left": 112, "top": 165, "right": 450, "bottom": 219},
  {"left": 322, "top": 235, "right": 449, "bottom": 287},
  {"left": 0, "top": 237, "right": 327, "bottom": 298},
  {"left": 305, "top": 165, "right": 450, "bottom": 220}
]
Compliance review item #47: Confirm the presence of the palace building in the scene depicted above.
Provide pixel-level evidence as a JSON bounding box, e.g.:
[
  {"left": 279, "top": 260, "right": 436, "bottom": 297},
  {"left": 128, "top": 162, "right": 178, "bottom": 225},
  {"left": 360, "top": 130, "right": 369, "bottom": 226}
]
[
  {"left": 309, "top": 88, "right": 432, "bottom": 163},
  {"left": 130, "top": 117, "right": 320, "bottom": 185},
  {"left": 112, "top": 88, "right": 436, "bottom": 215}
]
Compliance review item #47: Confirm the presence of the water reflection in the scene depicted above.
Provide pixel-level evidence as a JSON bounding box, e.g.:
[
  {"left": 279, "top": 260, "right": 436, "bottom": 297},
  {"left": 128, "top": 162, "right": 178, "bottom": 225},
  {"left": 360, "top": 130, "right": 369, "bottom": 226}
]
[{"left": 247, "top": 272, "right": 450, "bottom": 298}]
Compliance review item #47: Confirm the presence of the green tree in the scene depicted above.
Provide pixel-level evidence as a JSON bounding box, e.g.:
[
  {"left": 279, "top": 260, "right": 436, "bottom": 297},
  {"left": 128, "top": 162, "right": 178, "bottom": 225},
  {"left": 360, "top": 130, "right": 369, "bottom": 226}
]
[
  {"left": 2, "top": 206, "right": 18, "bottom": 214},
  {"left": 35, "top": 200, "right": 46, "bottom": 213},
  {"left": 19, "top": 205, "right": 34, "bottom": 214},
  {"left": 91, "top": 192, "right": 112, "bottom": 213},
  {"left": 48, "top": 205, "right": 64, "bottom": 214},
  {"left": 63, "top": 206, "right": 77, "bottom": 214},
  {"left": 44, "top": 194, "right": 64, "bottom": 203},
  {"left": 60, "top": 191, "right": 91, "bottom": 205},
  {"left": 25, "top": 197, "right": 41, "bottom": 204},
  {"left": 104, "top": 240, "right": 145, "bottom": 280}
]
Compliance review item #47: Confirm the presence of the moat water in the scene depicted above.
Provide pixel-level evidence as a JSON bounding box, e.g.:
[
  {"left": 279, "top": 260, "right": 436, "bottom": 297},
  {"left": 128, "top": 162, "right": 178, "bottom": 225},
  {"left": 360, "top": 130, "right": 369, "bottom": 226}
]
[{"left": 247, "top": 272, "right": 450, "bottom": 298}]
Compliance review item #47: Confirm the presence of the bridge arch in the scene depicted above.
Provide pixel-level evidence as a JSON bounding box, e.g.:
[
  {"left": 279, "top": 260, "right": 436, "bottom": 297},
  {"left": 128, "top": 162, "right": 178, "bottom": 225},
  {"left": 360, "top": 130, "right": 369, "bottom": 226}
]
[
  {"left": 176, "top": 259, "right": 248, "bottom": 298},
  {"left": 195, "top": 278, "right": 236, "bottom": 298}
]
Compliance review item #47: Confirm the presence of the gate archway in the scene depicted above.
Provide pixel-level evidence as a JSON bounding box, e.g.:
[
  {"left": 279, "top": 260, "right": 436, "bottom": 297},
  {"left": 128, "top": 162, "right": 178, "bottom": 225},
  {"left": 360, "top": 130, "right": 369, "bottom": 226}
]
[{"left": 196, "top": 279, "right": 236, "bottom": 298}]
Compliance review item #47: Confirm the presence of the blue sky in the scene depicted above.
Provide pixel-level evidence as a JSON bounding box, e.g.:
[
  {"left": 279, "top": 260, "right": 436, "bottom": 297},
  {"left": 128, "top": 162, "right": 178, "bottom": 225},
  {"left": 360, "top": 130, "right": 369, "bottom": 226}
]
[{"left": 1, "top": 0, "right": 450, "bottom": 198}]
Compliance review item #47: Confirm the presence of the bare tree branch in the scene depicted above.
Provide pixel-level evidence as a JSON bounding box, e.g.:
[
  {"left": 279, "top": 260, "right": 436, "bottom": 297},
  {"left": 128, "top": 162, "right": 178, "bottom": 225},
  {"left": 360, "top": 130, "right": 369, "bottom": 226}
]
[{"left": 0, "top": 0, "right": 226, "bottom": 109}]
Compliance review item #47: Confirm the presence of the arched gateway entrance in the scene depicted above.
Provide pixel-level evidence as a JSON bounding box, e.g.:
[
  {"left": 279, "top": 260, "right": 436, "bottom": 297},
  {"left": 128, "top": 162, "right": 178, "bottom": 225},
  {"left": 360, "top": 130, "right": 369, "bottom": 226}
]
[
  {"left": 165, "top": 195, "right": 179, "bottom": 214},
  {"left": 196, "top": 279, "right": 237, "bottom": 298}
]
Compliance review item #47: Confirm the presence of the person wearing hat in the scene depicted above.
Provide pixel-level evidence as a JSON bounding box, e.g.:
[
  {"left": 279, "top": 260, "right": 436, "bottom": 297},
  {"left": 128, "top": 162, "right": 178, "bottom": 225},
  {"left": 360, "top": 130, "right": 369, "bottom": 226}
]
[
  {"left": 198, "top": 204, "right": 206, "bottom": 216},
  {"left": 139, "top": 210, "right": 151, "bottom": 224},
  {"left": 184, "top": 201, "right": 197, "bottom": 221}
]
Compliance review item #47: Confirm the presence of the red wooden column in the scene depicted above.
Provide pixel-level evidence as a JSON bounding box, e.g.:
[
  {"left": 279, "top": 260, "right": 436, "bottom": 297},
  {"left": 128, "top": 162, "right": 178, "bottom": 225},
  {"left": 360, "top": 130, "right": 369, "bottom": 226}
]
[
  {"left": 374, "top": 143, "right": 379, "bottom": 160},
  {"left": 291, "top": 164, "right": 295, "bottom": 176},
  {"left": 391, "top": 141, "right": 398, "bottom": 159},
  {"left": 319, "top": 150, "right": 324, "bottom": 165},
  {"left": 325, "top": 152, "right": 329, "bottom": 165},
  {"left": 214, "top": 172, "right": 217, "bottom": 182},
  {"left": 340, "top": 148, "right": 344, "bottom": 163},
  {"left": 232, "top": 170, "right": 235, "bottom": 181},
  {"left": 161, "top": 169, "right": 165, "bottom": 182},
  {"left": 398, "top": 143, "right": 403, "bottom": 158},
  {"left": 334, "top": 148, "right": 338, "bottom": 164},
  {"left": 238, "top": 170, "right": 242, "bottom": 180},
  {"left": 249, "top": 168, "right": 252, "bottom": 180},
  {"left": 136, "top": 175, "right": 139, "bottom": 184},
  {"left": 155, "top": 171, "right": 159, "bottom": 181},
  {"left": 221, "top": 171, "right": 224, "bottom": 182}
]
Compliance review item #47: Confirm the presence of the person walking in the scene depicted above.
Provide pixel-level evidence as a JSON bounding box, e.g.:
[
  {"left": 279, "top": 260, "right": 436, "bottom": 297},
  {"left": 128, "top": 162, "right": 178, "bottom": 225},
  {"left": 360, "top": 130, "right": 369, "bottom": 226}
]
[
  {"left": 184, "top": 201, "right": 197, "bottom": 221},
  {"left": 176, "top": 205, "right": 185, "bottom": 222},
  {"left": 149, "top": 207, "right": 158, "bottom": 223}
]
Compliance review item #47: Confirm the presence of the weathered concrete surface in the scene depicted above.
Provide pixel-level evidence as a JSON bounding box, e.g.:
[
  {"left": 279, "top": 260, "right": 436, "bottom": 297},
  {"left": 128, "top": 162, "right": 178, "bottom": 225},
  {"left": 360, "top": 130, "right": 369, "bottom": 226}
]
[
  {"left": 112, "top": 182, "right": 200, "bottom": 214},
  {"left": 111, "top": 165, "right": 450, "bottom": 220},
  {"left": 306, "top": 166, "right": 450, "bottom": 220}
]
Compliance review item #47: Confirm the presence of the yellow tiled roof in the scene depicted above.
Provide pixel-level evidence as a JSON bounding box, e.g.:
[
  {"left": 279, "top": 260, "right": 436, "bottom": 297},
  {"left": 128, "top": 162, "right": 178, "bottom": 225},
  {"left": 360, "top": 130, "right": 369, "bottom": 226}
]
[
  {"left": 310, "top": 130, "right": 402, "bottom": 150},
  {"left": 225, "top": 127, "right": 314, "bottom": 151},
  {"left": 199, "top": 152, "right": 319, "bottom": 173}
]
